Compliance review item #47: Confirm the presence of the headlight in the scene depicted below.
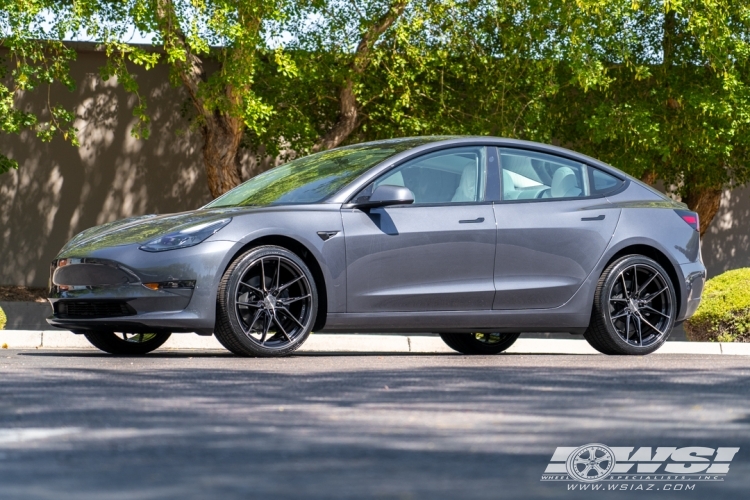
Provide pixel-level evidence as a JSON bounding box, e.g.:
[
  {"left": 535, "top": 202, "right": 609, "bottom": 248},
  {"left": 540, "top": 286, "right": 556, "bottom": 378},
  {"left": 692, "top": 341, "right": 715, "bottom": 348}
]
[{"left": 139, "top": 218, "right": 232, "bottom": 252}]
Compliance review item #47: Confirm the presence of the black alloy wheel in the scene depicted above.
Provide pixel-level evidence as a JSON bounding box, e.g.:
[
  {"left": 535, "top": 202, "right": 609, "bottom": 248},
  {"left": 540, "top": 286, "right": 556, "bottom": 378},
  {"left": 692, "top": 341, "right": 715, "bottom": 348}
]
[
  {"left": 439, "top": 332, "right": 520, "bottom": 354},
  {"left": 83, "top": 331, "right": 171, "bottom": 355},
  {"left": 215, "top": 246, "right": 317, "bottom": 357},
  {"left": 585, "top": 255, "right": 676, "bottom": 355}
]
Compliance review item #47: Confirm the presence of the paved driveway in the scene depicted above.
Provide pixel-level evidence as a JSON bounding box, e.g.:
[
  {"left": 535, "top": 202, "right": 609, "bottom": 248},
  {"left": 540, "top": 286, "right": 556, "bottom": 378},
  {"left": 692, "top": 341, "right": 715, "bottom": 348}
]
[{"left": 1, "top": 350, "right": 748, "bottom": 499}]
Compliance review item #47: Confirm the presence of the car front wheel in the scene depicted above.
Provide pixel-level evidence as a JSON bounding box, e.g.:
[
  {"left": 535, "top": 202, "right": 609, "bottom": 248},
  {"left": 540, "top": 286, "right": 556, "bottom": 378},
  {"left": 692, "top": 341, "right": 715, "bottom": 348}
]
[
  {"left": 215, "top": 246, "right": 318, "bottom": 357},
  {"left": 584, "top": 255, "right": 676, "bottom": 355}
]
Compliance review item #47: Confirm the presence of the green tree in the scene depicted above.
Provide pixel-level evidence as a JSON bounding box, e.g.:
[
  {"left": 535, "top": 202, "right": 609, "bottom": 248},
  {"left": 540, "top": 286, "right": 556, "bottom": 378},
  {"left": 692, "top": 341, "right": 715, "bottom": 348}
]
[
  {"left": 0, "top": 0, "right": 409, "bottom": 197},
  {"left": 2, "top": 0, "right": 748, "bottom": 234},
  {"left": 545, "top": 0, "right": 750, "bottom": 236}
]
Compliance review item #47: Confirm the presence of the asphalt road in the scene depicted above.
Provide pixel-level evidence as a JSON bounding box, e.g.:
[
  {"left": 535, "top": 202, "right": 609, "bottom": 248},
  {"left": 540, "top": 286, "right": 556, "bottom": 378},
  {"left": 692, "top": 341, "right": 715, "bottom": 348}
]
[{"left": 1, "top": 350, "right": 749, "bottom": 500}]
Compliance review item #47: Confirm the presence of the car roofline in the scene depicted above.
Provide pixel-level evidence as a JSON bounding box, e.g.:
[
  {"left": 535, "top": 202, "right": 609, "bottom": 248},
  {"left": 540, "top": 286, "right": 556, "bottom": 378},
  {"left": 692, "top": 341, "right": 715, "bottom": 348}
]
[{"left": 325, "top": 136, "right": 631, "bottom": 205}]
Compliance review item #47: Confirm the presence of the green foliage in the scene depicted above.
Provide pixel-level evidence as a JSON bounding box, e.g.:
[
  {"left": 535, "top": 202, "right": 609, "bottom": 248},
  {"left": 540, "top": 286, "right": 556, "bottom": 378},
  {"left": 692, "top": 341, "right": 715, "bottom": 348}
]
[
  {"left": 0, "top": 305, "right": 6, "bottom": 330},
  {"left": 1, "top": 1, "right": 81, "bottom": 167},
  {"left": 1, "top": 0, "right": 749, "bottom": 227},
  {"left": 685, "top": 269, "right": 750, "bottom": 342},
  {"left": 548, "top": 0, "right": 750, "bottom": 200}
]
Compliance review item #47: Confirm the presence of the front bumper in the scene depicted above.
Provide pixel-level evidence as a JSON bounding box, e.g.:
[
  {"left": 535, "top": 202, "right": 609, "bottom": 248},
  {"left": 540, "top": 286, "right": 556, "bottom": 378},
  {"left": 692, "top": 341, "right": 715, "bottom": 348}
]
[{"left": 47, "top": 240, "right": 237, "bottom": 333}]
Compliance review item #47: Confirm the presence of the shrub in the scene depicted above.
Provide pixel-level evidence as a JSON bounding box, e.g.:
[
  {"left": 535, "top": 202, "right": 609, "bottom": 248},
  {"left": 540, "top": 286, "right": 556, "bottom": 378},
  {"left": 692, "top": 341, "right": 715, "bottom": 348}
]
[
  {"left": 685, "top": 268, "right": 750, "bottom": 342},
  {"left": 0, "top": 306, "right": 5, "bottom": 330}
]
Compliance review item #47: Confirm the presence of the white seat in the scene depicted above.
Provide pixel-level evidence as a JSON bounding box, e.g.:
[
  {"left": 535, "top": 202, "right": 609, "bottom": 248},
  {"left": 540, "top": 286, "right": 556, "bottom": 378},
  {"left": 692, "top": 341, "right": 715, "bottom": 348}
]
[
  {"left": 452, "top": 164, "right": 478, "bottom": 202},
  {"left": 550, "top": 167, "right": 581, "bottom": 198}
]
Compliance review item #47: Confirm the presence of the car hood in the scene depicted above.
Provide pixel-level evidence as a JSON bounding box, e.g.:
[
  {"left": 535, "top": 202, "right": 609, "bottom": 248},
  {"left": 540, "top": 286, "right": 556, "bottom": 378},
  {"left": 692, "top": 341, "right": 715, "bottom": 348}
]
[{"left": 58, "top": 208, "right": 244, "bottom": 257}]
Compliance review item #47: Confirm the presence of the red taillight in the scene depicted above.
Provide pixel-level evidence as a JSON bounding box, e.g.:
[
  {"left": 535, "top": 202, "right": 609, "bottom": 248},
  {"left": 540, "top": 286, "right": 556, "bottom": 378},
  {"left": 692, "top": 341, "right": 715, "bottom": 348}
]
[{"left": 675, "top": 210, "right": 699, "bottom": 232}]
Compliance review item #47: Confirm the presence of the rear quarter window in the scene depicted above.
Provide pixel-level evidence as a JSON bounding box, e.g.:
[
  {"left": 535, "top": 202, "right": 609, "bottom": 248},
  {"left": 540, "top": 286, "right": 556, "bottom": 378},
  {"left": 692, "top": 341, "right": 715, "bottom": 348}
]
[{"left": 590, "top": 168, "right": 624, "bottom": 196}]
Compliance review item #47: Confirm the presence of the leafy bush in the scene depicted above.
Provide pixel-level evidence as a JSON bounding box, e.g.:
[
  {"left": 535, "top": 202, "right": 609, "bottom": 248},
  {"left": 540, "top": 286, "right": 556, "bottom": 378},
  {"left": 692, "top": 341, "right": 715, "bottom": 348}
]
[
  {"left": 685, "top": 269, "right": 750, "bottom": 342},
  {"left": 0, "top": 306, "right": 5, "bottom": 330}
]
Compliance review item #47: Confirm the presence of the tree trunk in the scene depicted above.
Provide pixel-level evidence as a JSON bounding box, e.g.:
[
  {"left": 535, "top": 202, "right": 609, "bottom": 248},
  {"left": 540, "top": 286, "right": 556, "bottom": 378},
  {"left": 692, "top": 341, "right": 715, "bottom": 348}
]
[
  {"left": 683, "top": 185, "right": 723, "bottom": 238},
  {"left": 201, "top": 113, "right": 244, "bottom": 198},
  {"left": 313, "top": 1, "right": 408, "bottom": 152},
  {"left": 313, "top": 81, "right": 359, "bottom": 152}
]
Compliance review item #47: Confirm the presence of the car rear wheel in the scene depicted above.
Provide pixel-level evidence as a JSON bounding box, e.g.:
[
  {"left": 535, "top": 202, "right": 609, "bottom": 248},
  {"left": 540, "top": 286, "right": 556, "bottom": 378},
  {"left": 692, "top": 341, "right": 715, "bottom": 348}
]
[
  {"left": 83, "top": 332, "right": 171, "bottom": 355},
  {"left": 439, "top": 332, "right": 520, "bottom": 354},
  {"left": 584, "top": 255, "right": 676, "bottom": 355},
  {"left": 215, "top": 246, "right": 318, "bottom": 357}
]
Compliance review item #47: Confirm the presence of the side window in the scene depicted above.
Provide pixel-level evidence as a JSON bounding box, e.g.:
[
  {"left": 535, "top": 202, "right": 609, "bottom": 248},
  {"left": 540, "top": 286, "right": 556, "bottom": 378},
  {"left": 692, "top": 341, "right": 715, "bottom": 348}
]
[
  {"left": 363, "top": 147, "right": 487, "bottom": 205},
  {"left": 499, "top": 149, "right": 589, "bottom": 200},
  {"left": 590, "top": 168, "right": 624, "bottom": 196}
]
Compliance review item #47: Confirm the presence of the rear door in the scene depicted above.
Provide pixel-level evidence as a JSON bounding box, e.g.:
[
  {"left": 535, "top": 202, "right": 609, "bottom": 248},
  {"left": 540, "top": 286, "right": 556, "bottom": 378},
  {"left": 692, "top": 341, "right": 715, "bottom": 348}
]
[
  {"left": 492, "top": 148, "right": 622, "bottom": 309},
  {"left": 342, "top": 146, "right": 498, "bottom": 312}
]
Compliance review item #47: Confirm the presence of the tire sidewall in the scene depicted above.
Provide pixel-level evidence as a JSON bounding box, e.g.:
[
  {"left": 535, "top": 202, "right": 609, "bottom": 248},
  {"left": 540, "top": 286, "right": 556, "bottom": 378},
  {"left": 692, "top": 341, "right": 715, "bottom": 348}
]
[
  {"left": 222, "top": 246, "right": 318, "bottom": 356},
  {"left": 598, "top": 256, "right": 676, "bottom": 355}
]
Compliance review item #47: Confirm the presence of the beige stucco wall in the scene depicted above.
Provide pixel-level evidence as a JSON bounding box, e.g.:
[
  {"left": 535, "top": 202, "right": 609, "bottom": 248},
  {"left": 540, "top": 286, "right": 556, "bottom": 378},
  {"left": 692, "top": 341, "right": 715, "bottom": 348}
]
[
  {"left": 702, "top": 186, "right": 750, "bottom": 278},
  {"left": 0, "top": 46, "right": 211, "bottom": 287},
  {"left": 0, "top": 46, "right": 747, "bottom": 287}
]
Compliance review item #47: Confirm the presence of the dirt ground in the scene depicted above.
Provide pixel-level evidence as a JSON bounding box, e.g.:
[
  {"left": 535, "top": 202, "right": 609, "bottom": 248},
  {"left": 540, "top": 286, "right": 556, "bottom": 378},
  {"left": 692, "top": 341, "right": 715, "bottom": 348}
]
[{"left": 0, "top": 286, "right": 48, "bottom": 302}]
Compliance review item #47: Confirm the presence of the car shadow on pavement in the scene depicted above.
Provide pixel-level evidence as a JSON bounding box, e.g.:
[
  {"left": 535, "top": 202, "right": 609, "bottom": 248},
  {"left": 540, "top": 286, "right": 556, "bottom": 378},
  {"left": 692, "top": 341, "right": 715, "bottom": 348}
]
[{"left": 1, "top": 353, "right": 748, "bottom": 499}]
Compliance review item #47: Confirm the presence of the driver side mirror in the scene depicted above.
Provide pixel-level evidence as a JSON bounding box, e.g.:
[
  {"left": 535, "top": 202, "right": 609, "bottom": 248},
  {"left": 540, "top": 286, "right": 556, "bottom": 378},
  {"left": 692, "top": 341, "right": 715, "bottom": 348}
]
[{"left": 352, "top": 185, "right": 415, "bottom": 210}]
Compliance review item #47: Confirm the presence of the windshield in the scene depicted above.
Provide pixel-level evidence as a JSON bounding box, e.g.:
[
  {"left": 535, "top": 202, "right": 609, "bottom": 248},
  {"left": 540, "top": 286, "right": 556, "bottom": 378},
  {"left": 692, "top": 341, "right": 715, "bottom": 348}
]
[{"left": 206, "top": 138, "right": 448, "bottom": 208}]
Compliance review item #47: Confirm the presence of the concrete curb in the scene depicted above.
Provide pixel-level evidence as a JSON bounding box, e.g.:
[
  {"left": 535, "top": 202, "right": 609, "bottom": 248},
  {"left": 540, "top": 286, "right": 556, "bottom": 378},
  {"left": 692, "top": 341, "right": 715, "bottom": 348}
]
[{"left": 1, "top": 331, "right": 749, "bottom": 355}]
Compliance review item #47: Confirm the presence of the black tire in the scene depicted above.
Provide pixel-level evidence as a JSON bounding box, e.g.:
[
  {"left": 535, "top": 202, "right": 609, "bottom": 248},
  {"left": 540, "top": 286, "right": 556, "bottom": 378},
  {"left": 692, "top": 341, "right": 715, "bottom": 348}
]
[
  {"left": 439, "top": 332, "right": 520, "bottom": 355},
  {"left": 215, "top": 245, "right": 318, "bottom": 357},
  {"left": 584, "top": 255, "right": 676, "bottom": 355},
  {"left": 83, "top": 332, "right": 171, "bottom": 355}
]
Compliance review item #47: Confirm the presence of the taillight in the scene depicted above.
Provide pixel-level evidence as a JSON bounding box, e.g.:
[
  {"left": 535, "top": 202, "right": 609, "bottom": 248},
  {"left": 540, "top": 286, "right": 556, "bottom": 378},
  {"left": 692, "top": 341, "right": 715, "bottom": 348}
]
[{"left": 675, "top": 209, "right": 699, "bottom": 232}]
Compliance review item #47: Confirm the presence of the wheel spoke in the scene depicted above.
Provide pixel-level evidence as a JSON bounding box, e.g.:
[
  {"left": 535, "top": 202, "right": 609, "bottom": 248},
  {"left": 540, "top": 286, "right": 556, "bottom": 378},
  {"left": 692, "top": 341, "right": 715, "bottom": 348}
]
[
  {"left": 611, "top": 309, "right": 629, "bottom": 320},
  {"left": 237, "top": 301, "right": 262, "bottom": 308},
  {"left": 643, "top": 286, "right": 668, "bottom": 303},
  {"left": 632, "top": 265, "right": 638, "bottom": 297},
  {"left": 273, "top": 315, "right": 294, "bottom": 342},
  {"left": 274, "top": 257, "right": 281, "bottom": 290},
  {"left": 624, "top": 314, "right": 631, "bottom": 342},
  {"left": 260, "top": 258, "right": 267, "bottom": 291},
  {"left": 245, "top": 309, "right": 264, "bottom": 335},
  {"left": 260, "top": 313, "right": 272, "bottom": 344},
  {"left": 277, "top": 275, "right": 303, "bottom": 294},
  {"left": 610, "top": 297, "right": 628, "bottom": 302},
  {"left": 636, "top": 273, "right": 658, "bottom": 297},
  {"left": 278, "top": 294, "right": 311, "bottom": 306},
  {"left": 642, "top": 305, "right": 670, "bottom": 318},
  {"left": 277, "top": 307, "right": 305, "bottom": 330},
  {"left": 635, "top": 314, "right": 642, "bottom": 345},
  {"left": 620, "top": 272, "right": 630, "bottom": 299},
  {"left": 638, "top": 313, "right": 666, "bottom": 337},
  {"left": 239, "top": 281, "right": 263, "bottom": 295}
]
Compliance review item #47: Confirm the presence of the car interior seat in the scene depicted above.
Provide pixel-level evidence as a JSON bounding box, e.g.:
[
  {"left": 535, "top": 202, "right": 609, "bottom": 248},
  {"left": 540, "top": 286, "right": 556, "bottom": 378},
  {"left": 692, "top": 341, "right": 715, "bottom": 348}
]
[
  {"left": 550, "top": 166, "right": 582, "bottom": 198},
  {"left": 452, "top": 164, "right": 479, "bottom": 202}
]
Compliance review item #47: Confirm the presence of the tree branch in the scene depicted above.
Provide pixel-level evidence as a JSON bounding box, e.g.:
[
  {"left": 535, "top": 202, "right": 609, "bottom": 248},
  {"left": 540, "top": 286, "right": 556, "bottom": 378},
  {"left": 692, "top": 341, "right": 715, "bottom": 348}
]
[
  {"left": 154, "top": 0, "right": 209, "bottom": 123},
  {"left": 314, "top": 1, "right": 409, "bottom": 151}
]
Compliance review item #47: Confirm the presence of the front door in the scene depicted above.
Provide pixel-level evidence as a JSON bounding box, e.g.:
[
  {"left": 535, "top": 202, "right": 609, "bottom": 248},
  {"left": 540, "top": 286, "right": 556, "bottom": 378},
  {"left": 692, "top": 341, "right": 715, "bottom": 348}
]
[{"left": 342, "top": 146, "right": 497, "bottom": 312}]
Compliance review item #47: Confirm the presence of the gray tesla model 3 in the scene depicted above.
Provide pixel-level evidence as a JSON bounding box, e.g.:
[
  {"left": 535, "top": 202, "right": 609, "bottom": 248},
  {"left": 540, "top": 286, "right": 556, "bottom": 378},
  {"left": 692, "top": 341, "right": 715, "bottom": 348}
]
[{"left": 47, "top": 136, "right": 705, "bottom": 356}]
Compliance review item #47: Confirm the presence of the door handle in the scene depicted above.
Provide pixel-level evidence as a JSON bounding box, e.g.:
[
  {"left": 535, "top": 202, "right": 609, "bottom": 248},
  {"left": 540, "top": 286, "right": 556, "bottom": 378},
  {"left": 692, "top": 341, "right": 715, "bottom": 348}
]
[
  {"left": 459, "top": 217, "right": 485, "bottom": 224},
  {"left": 581, "top": 214, "right": 605, "bottom": 221}
]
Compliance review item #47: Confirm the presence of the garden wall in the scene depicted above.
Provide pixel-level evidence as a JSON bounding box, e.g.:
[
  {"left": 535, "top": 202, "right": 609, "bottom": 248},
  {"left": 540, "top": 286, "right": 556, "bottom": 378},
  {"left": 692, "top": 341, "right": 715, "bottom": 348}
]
[{"left": 0, "top": 44, "right": 747, "bottom": 287}]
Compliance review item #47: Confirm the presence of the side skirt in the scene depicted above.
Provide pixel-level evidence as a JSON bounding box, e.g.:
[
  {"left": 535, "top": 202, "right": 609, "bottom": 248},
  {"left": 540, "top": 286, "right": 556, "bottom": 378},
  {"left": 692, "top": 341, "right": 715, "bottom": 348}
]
[{"left": 319, "top": 310, "right": 590, "bottom": 334}]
